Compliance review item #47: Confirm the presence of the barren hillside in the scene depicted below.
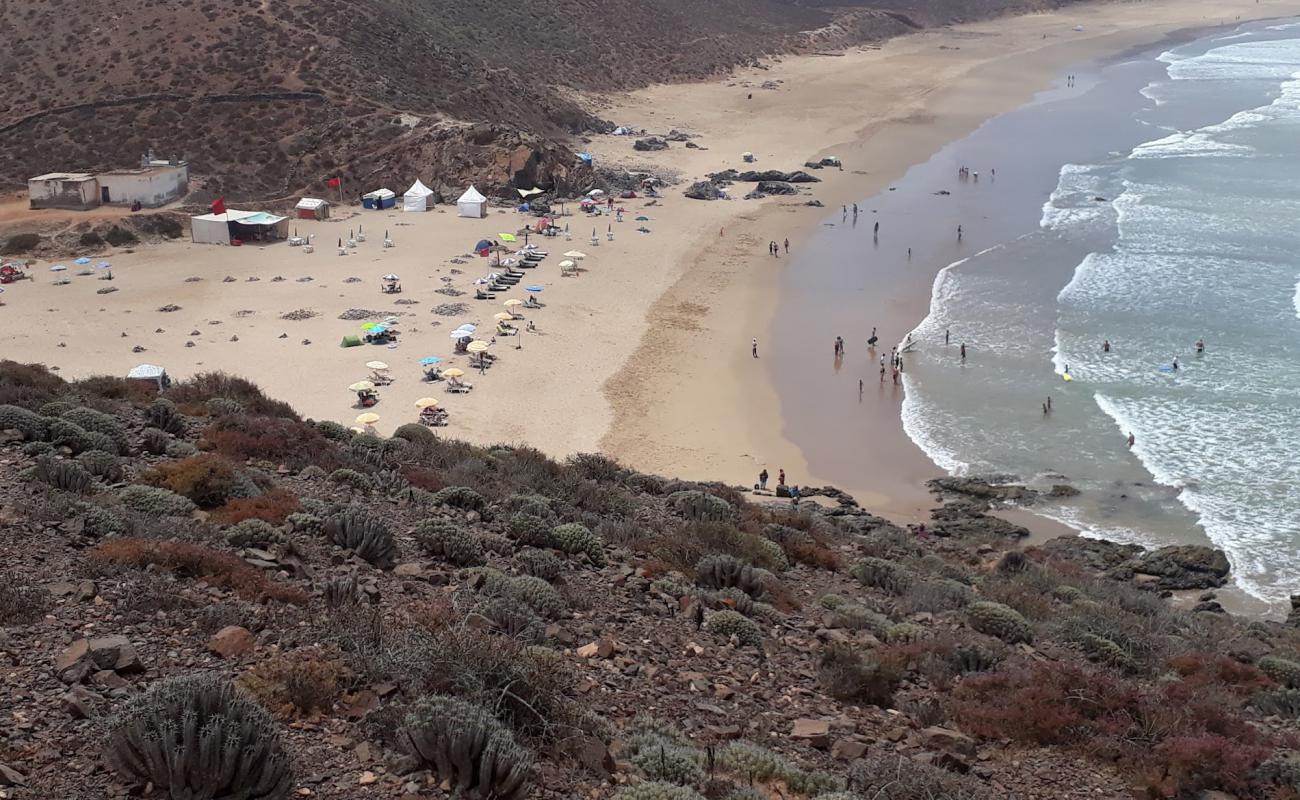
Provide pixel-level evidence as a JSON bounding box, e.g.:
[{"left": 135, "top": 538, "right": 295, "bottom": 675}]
[{"left": 0, "top": 0, "right": 1081, "bottom": 202}]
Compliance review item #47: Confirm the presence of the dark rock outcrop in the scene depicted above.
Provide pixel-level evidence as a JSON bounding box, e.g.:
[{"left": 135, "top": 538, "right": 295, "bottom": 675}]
[
  {"left": 684, "top": 181, "right": 722, "bottom": 201},
  {"left": 1128, "top": 545, "right": 1231, "bottom": 590},
  {"left": 1038, "top": 536, "right": 1143, "bottom": 572},
  {"left": 755, "top": 180, "right": 798, "bottom": 196},
  {"left": 633, "top": 137, "right": 669, "bottom": 151}
]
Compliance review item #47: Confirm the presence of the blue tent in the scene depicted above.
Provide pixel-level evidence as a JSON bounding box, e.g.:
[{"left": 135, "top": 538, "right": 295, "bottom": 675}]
[{"left": 474, "top": 239, "right": 492, "bottom": 252}]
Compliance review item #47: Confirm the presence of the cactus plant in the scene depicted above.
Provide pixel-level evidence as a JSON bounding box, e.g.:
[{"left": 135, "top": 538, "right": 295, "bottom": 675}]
[
  {"left": 0, "top": 404, "right": 48, "bottom": 440},
  {"left": 205, "top": 397, "right": 245, "bottom": 417},
  {"left": 327, "top": 468, "right": 373, "bottom": 491},
  {"left": 1052, "top": 584, "right": 1085, "bottom": 604},
  {"left": 431, "top": 485, "right": 486, "bottom": 511},
  {"left": 322, "top": 575, "right": 362, "bottom": 608},
  {"left": 77, "top": 449, "right": 124, "bottom": 483},
  {"left": 550, "top": 522, "right": 606, "bottom": 566},
  {"left": 415, "top": 520, "right": 485, "bottom": 566},
  {"left": 1259, "top": 655, "right": 1300, "bottom": 689},
  {"left": 33, "top": 456, "right": 94, "bottom": 493},
  {"left": 144, "top": 398, "right": 187, "bottom": 435},
  {"left": 323, "top": 508, "right": 398, "bottom": 568},
  {"left": 140, "top": 427, "right": 171, "bottom": 455},
  {"left": 507, "top": 513, "right": 554, "bottom": 547},
  {"left": 118, "top": 485, "right": 197, "bottom": 517},
  {"left": 478, "top": 597, "right": 544, "bottom": 642},
  {"left": 631, "top": 740, "right": 703, "bottom": 786},
  {"left": 709, "top": 587, "right": 756, "bottom": 617},
  {"left": 165, "top": 440, "right": 197, "bottom": 458},
  {"left": 315, "top": 420, "right": 352, "bottom": 441},
  {"left": 398, "top": 694, "right": 532, "bottom": 800},
  {"left": 950, "top": 642, "right": 1003, "bottom": 674},
  {"left": 886, "top": 622, "right": 926, "bottom": 644},
  {"left": 104, "top": 673, "right": 291, "bottom": 799},
  {"left": 62, "top": 407, "right": 129, "bottom": 454},
  {"left": 38, "top": 400, "right": 76, "bottom": 418},
  {"left": 1077, "top": 633, "right": 1134, "bottom": 671},
  {"left": 80, "top": 503, "right": 133, "bottom": 538},
  {"left": 501, "top": 494, "right": 555, "bottom": 520},
  {"left": 226, "top": 519, "right": 284, "bottom": 548},
  {"left": 703, "top": 610, "right": 762, "bottom": 648},
  {"left": 614, "top": 783, "right": 706, "bottom": 800},
  {"left": 818, "top": 594, "right": 848, "bottom": 610},
  {"left": 966, "top": 601, "right": 1034, "bottom": 644},
  {"left": 503, "top": 575, "right": 565, "bottom": 619},
  {"left": 830, "top": 604, "right": 891, "bottom": 637},
  {"left": 516, "top": 547, "right": 562, "bottom": 581},
  {"left": 718, "top": 742, "right": 792, "bottom": 782},
  {"left": 371, "top": 469, "right": 410, "bottom": 496},
  {"left": 695, "top": 555, "right": 766, "bottom": 598},
  {"left": 286, "top": 512, "right": 322, "bottom": 532},
  {"left": 667, "top": 490, "right": 735, "bottom": 522},
  {"left": 21, "top": 441, "right": 53, "bottom": 457},
  {"left": 850, "top": 557, "right": 913, "bottom": 595}
]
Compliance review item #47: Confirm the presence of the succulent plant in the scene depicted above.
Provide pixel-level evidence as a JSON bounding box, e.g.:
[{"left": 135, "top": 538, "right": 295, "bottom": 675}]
[
  {"left": 1253, "top": 688, "right": 1300, "bottom": 718},
  {"left": 431, "top": 485, "right": 486, "bottom": 511},
  {"left": 1077, "top": 633, "right": 1134, "bottom": 671},
  {"left": 62, "top": 407, "right": 129, "bottom": 454},
  {"left": 516, "top": 547, "right": 562, "bottom": 581},
  {"left": 286, "top": 512, "right": 322, "bottom": 532},
  {"left": 818, "top": 593, "right": 848, "bottom": 610},
  {"left": 298, "top": 465, "right": 327, "bottom": 480},
  {"left": 886, "top": 622, "right": 926, "bottom": 644},
  {"left": 695, "top": 555, "right": 767, "bottom": 599},
  {"left": 504, "top": 575, "right": 565, "bottom": 619},
  {"left": 848, "top": 752, "right": 991, "bottom": 799},
  {"left": 0, "top": 404, "right": 48, "bottom": 441},
  {"left": 614, "top": 783, "right": 707, "bottom": 800},
  {"left": 144, "top": 398, "right": 187, "bottom": 435},
  {"left": 850, "top": 557, "right": 913, "bottom": 595},
  {"left": 77, "top": 449, "right": 125, "bottom": 483},
  {"left": 478, "top": 596, "right": 544, "bottom": 642},
  {"left": 667, "top": 490, "right": 735, "bottom": 522},
  {"left": 315, "top": 419, "right": 352, "bottom": 441},
  {"left": 79, "top": 503, "right": 133, "bottom": 538},
  {"left": 1257, "top": 752, "right": 1300, "bottom": 791},
  {"left": 398, "top": 694, "right": 532, "bottom": 800},
  {"left": 501, "top": 494, "right": 555, "bottom": 520},
  {"left": 709, "top": 587, "right": 755, "bottom": 617},
  {"left": 323, "top": 507, "right": 398, "bottom": 568},
  {"left": 507, "top": 513, "right": 554, "bottom": 547},
  {"left": 322, "top": 574, "right": 363, "bottom": 608},
  {"left": 20, "top": 440, "right": 53, "bottom": 457},
  {"left": 949, "top": 642, "right": 1002, "bottom": 674},
  {"left": 830, "top": 604, "right": 891, "bottom": 637},
  {"left": 550, "top": 522, "right": 606, "bottom": 566},
  {"left": 966, "top": 601, "right": 1034, "bottom": 644},
  {"left": 140, "top": 427, "right": 171, "bottom": 455},
  {"left": 205, "top": 397, "right": 245, "bottom": 418},
  {"left": 631, "top": 740, "right": 703, "bottom": 785},
  {"left": 165, "top": 440, "right": 198, "bottom": 458},
  {"left": 391, "top": 422, "right": 436, "bottom": 444},
  {"left": 1052, "top": 584, "right": 1085, "bottom": 604},
  {"left": 47, "top": 418, "right": 99, "bottom": 454},
  {"left": 118, "top": 484, "right": 197, "bottom": 518},
  {"left": 226, "top": 518, "right": 285, "bottom": 548},
  {"left": 415, "top": 519, "right": 485, "bottom": 566},
  {"left": 1259, "top": 655, "right": 1300, "bottom": 689},
  {"left": 33, "top": 455, "right": 94, "bottom": 494},
  {"left": 718, "top": 741, "right": 792, "bottom": 782},
  {"left": 38, "top": 400, "right": 76, "bottom": 418},
  {"left": 327, "top": 468, "right": 373, "bottom": 491},
  {"left": 103, "top": 673, "right": 292, "bottom": 799},
  {"left": 704, "top": 610, "right": 762, "bottom": 648}
]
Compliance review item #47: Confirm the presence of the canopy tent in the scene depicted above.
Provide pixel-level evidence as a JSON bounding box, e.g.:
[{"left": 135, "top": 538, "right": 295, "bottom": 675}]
[
  {"left": 295, "top": 197, "right": 330, "bottom": 220},
  {"left": 403, "top": 180, "right": 435, "bottom": 212},
  {"left": 362, "top": 188, "right": 396, "bottom": 210},
  {"left": 191, "top": 210, "right": 289, "bottom": 245},
  {"left": 516, "top": 187, "right": 544, "bottom": 199},
  {"left": 457, "top": 186, "right": 488, "bottom": 218},
  {"left": 126, "top": 363, "right": 169, "bottom": 390}
]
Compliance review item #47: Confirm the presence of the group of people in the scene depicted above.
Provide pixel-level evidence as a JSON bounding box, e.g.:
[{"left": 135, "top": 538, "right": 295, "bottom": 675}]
[
  {"left": 757, "top": 468, "right": 802, "bottom": 505},
  {"left": 767, "top": 239, "right": 790, "bottom": 256}
]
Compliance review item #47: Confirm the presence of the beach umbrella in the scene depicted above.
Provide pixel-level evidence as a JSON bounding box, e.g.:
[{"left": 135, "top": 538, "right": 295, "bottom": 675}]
[
  {"left": 503, "top": 299, "right": 523, "bottom": 308},
  {"left": 382, "top": 273, "right": 399, "bottom": 281},
  {"left": 74, "top": 257, "right": 91, "bottom": 265},
  {"left": 419, "top": 356, "right": 442, "bottom": 366},
  {"left": 365, "top": 361, "right": 389, "bottom": 370},
  {"left": 450, "top": 330, "right": 472, "bottom": 340},
  {"left": 474, "top": 238, "right": 492, "bottom": 251},
  {"left": 97, "top": 261, "right": 112, "bottom": 269},
  {"left": 455, "top": 322, "right": 477, "bottom": 332},
  {"left": 360, "top": 323, "right": 380, "bottom": 331},
  {"left": 498, "top": 233, "right": 517, "bottom": 242},
  {"left": 50, "top": 264, "right": 67, "bottom": 272},
  {"left": 526, "top": 286, "right": 544, "bottom": 292},
  {"left": 348, "top": 381, "right": 376, "bottom": 392},
  {"left": 558, "top": 260, "right": 576, "bottom": 269},
  {"left": 635, "top": 215, "right": 650, "bottom": 221},
  {"left": 355, "top": 412, "right": 381, "bottom": 425},
  {"left": 564, "top": 250, "right": 587, "bottom": 260},
  {"left": 493, "top": 312, "right": 514, "bottom": 321},
  {"left": 467, "top": 340, "right": 489, "bottom": 353},
  {"left": 414, "top": 397, "right": 439, "bottom": 409},
  {"left": 442, "top": 368, "right": 465, "bottom": 379}
]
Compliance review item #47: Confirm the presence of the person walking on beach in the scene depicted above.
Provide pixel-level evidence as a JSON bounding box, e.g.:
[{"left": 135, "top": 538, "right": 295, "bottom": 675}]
[
  {"left": 752, "top": 338, "right": 759, "bottom": 358},
  {"left": 783, "top": 238, "right": 790, "bottom": 254},
  {"left": 759, "top": 469, "right": 769, "bottom": 491},
  {"left": 778, "top": 468, "right": 786, "bottom": 487},
  {"left": 960, "top": 342, "right": 967, "bottom": 361},
  {"left": 892, "top": 366, "right": 900, "bottom": 385},
  {"left": 853, "top": 203, "right": 859, "bottom": 216},
  {"left": 868, "top": 326, "right": 878, "bottom": 347},
  {"left": 907, "top": 247, "right": 912, "bottom": 260},
  {"left": 957, "top": 225, "right": 963, "bottom": 242},
  {"left": 873, "top": 220, "right": 880, "bottom": 236},
  {"left": 945, "top": 328, "right": 950, "bottom": 345},
  {"left": 859, "top": 378, "right": 864, "bottom": 397},
  {"left": 1127, "top": 431, "right": 1136, "bottom": 448},
  {"left": 1103, "top": 338, "right": 1111, "bottom": 353},
  {"left": 879, "top": 361, "right": 886, "bottom": 382}
]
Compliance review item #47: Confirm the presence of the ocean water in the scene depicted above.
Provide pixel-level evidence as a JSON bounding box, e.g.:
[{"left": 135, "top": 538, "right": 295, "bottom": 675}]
[{"left": 902, "top": 22, "right": 1300, "bottom": 613}]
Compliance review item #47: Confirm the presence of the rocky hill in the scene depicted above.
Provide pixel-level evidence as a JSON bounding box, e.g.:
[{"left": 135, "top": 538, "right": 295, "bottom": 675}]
[
  {"left": 0, "top": 0, "right": 1081, "bottom": 203},
  {"left": 2, "top": 360, "right": 1298, "bottom": 800}
]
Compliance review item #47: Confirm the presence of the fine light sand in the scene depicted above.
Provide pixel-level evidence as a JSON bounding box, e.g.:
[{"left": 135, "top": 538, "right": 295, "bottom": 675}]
[{"left": 3, "top": 0, "right": 1299, "bottom": 526}]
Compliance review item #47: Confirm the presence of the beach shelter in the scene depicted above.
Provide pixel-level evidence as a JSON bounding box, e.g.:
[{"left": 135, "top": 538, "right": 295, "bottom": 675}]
[
  {"left": 126, "top": 363, "right": 169, "bottom": 390},
  {"left": 295, "top": 198, "right": 330, "bottom": 220},
  {"left": 457, "top": 186, "right": 488, "bottom": 219},
  {"left": 340, "top": 335, "right": 363, "bottom": 348},
  {"left": 403, "top": 180, "right": 435, "bottom": 212},
  {"left": 362, "top": 188, "right": 396, "bottom": 210}
]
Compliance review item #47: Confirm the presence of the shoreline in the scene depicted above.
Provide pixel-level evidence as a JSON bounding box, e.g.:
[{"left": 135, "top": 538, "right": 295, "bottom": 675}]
[{"left": 597, "top": 0, "right": 1300, "bottom": 531}]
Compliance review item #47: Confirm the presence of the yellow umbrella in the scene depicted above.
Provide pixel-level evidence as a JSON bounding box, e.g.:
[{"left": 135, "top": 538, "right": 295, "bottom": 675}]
[
  {"left": 467, "top": 340, "right": 489, "bottom": 353},
  {"left": 442, "top": 368, "right": 465, "bottom": 379},
  {"left": 355, "top": 412, "right": 380, "bottom": 425},
  {"left": 348, "top": 381, "right": 376, "bottom": 392},
  {"left": 503, "top": 299, "right": 523, "bottom": 308},
  {"left": 365, "top": 360, "right": 389, "bottom": 370},
  {"left": 414, "top": 397, "right": 439, "bottom": 409},
  {"left": 498, "top": 233, "right": 517, "bottom": 242},
  {"left": 564, "top": 250, "right": 587, "bottom": 260},
  {"left": 493, "top": 312, "right": 515, "bottom": 322}
]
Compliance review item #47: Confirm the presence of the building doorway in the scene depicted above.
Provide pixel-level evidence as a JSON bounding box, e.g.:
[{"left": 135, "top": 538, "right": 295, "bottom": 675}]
[{"left": 101, "top": 186, "right": 111, "bottom": 203}]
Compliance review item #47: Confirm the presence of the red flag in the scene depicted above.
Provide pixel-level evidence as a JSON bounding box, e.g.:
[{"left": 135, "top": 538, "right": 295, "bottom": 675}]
[
  {"left": 210, "top": 197, "right": 226, "bottom": 216},
  {"left": 327, "top": 177, "right": 341, "bottom": 188}
]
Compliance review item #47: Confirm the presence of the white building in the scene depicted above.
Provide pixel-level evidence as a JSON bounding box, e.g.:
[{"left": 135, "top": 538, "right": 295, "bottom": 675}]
[
  {"left": 27, "top": 173, "right": 98, "bottom": 210},
  {"left": 27, "top": 152, "right": 189, "bottom": 210}
]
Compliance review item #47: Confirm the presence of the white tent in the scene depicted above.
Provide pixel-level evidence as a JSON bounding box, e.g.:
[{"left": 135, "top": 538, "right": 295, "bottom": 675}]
[
  {"left": 457, "top": 186, "right": 487, "bottom": 219},
  {"left": 403, "top": 179, "right": 434, "bottom": 212},
  {"left": 190, "top": 209, "right": 289, "bottom": 244}
]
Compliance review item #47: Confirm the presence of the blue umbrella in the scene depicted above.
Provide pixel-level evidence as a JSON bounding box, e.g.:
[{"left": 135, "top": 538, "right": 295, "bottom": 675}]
[
  {"left": 97, "top": 261, "right": 112, "bottom": 269},
  {"left": 474, "top": 239, "right": 492, "bottom": 251},
  {"left": 419, "top": 356, "right": 442, "bottom": 366},
  {"left": 525, "top": 285, "right": 544, "bottom": 292},
  {"left": 370, "top": 325, "right": 388, "bottom": 334},
  {"left": 74, "top": 257, "right": 91, "bottom": 265}
]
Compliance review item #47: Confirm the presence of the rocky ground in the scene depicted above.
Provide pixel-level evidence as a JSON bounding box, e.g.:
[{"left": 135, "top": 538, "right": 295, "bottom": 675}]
[{"left": 0, "top": 361, "right": 1299, "bottom": 800}]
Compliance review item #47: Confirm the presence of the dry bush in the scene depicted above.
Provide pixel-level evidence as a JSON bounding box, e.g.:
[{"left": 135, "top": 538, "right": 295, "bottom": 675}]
[
  {"left": 653, "top": 521, "right": 785, "bottom": 573},
  {"left": 203, "top": 414, "right": 341, "bottom": 470},
  {"left": 241, "top": 647, "right": 352, "bottom": 718},
  {"left": 91, "top": 538, "right": 306, "bottom": 604},
  {"left": 138, "top": 454, "right": 244, "bottom": 508},
  {"left": 0, "top": 360, "right": 66, "bottom": 407},
  {"left": 166, "top": 372, "right": 299, "bottom": 418},
  {"left": 0, "top": 572, "right": 50, "bottom": 625},
  {"left": 210, "top": 489, "right": 301, "bottom": 526},
  {"left": 817, "top": 643, "right": 900, "bottom": 708}
]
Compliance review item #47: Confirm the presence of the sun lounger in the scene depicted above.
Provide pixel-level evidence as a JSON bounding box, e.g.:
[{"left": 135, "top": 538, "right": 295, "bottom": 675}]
[
  {"left": 475, "top": 289, "right": 496, "bottom": 300},
  {"left": 445, "top": 382, "right": 474, "bottom": 393}
]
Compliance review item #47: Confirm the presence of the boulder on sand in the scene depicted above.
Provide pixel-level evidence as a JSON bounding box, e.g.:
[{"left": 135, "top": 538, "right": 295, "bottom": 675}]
[
  {"left": 685, "top": 181, "right": 722, "bottom": 200},
  {"left": 1129, "top": 545, "right": 1230, "bottom": 590},
  {"left": 634, "top": 137, "right": 669, "bottom": 151},
  {"left": 755, "top": 181, "right": 798, "bottom": 195}
]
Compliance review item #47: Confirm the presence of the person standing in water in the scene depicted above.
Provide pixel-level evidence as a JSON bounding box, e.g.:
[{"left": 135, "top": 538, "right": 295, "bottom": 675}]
[
  {"left": 1172, "top": 357, "right": 1179, "bottom": 371},
  {"left": 945, "top": 329, "right": 950, "bottom": 345},
  {"left": 960, "top": 342, "right": 967, "bottom": 361},
  {"left": 1196, "top": 338, "right": 1205, "bottom": 355},
  {"left": 1103, "top": 339, "right": 1111, "bottom": 353},
  {"left": 1127, "top": 431, "right": 1136, "bottom": 448}
]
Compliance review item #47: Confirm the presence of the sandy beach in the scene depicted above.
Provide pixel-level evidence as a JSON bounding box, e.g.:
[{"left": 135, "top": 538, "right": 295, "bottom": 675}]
[{"left": 3, "top": 0, "right": 1299, "bottom": 526}]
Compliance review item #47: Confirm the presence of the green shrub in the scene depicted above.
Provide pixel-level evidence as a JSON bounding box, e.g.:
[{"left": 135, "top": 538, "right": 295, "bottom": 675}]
[
  {"left": 631, "top": 740, "right": 702, "bottom": 785},
  {"left": 415, "top": 519, "right": 484, "bottom": 566},
  {"left": 77, "top": 449, "right": 124, "bottom": 482},
  {"left": 315, "top": 420, "right": 351, "bottom": 441},
  {"left": 392, "top": 423, "right": 436, "bottom": 444},
  {"left": 886, "top": 622, "right": 926, "bottom": 645},
  {"left": 0, "top": 404, "right": 48, "bottom": 440},
  {"left": 703, "top": 610, "right": 762, "bottom": 648},
  {"left": 139, "top": 454, "right": 249, "bottom": 508},
  {"left": 478, "top": 596, "right": 544, "bottom": 642},
  {"left": 501, "top": 494, "right": 555, "bottom": 520},
  {"left": 431, "top": 485, "right": 486, "bottom": 511},
  {"left": 1, "top": 232, "right": 40, "bottom": 254},
  {"left": 516, "top": 547, "right": 562, "bottom": 581},
  {"left": 614, "top": 783, "right": 706, "bottom": 800},
  {"left": 550, "top": 522, "right": 606, "bottom": 566},
  {"left": 1259, "top": 655, "right": 1300, "bottom": 689},
  {"left": 966, "top": 601, "right": 1033, "bottom": 644},
  {"left": 328, "top": 468, "right": 372, "bottom": 491},
  {"left": 397, "top": 694, "right": 531, "bottom": 800},
  {"left": 61, "top": 407, "right": 129, "bottom": 454},
  {"left": 829, "top": 604, "right": 890, "bottom": 637},
  {"left": 79, "top": 503, "right": 133, "bottom": 538},
  {"left": 165, "top": 440, "right": 197, "bottom": 458},
  {"left": 21, "top": 441, "right": 53, "bottom": 457},
  {"left": 1253, "top": 688, "right": 1300, "bottom": 718},
  {"left": 118, "top": 484, "right": 196, "bottom": 517},
  {"left": 226, "top": 518, "right": 284, "bottom": 548},
  {"left": 850, "top": 557, "right": 913, "bottom": 595},
  {"left": 818, "top": 593, "right": 848, "bottom": 610},
  {"left": 667, "top": 490, "right": 735, "bottom": 522},
  {"left": 507, "top": 513, "right": 554, "bottom": 547},
  {"left": 104, "top": 225, "right": 139, "bottom": 246},
  {"left": 33, "top": 456, "right": 94, "bottom": 493},
  {"left": 847, "top": 751, "right": 992, "bottom": 799}
]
